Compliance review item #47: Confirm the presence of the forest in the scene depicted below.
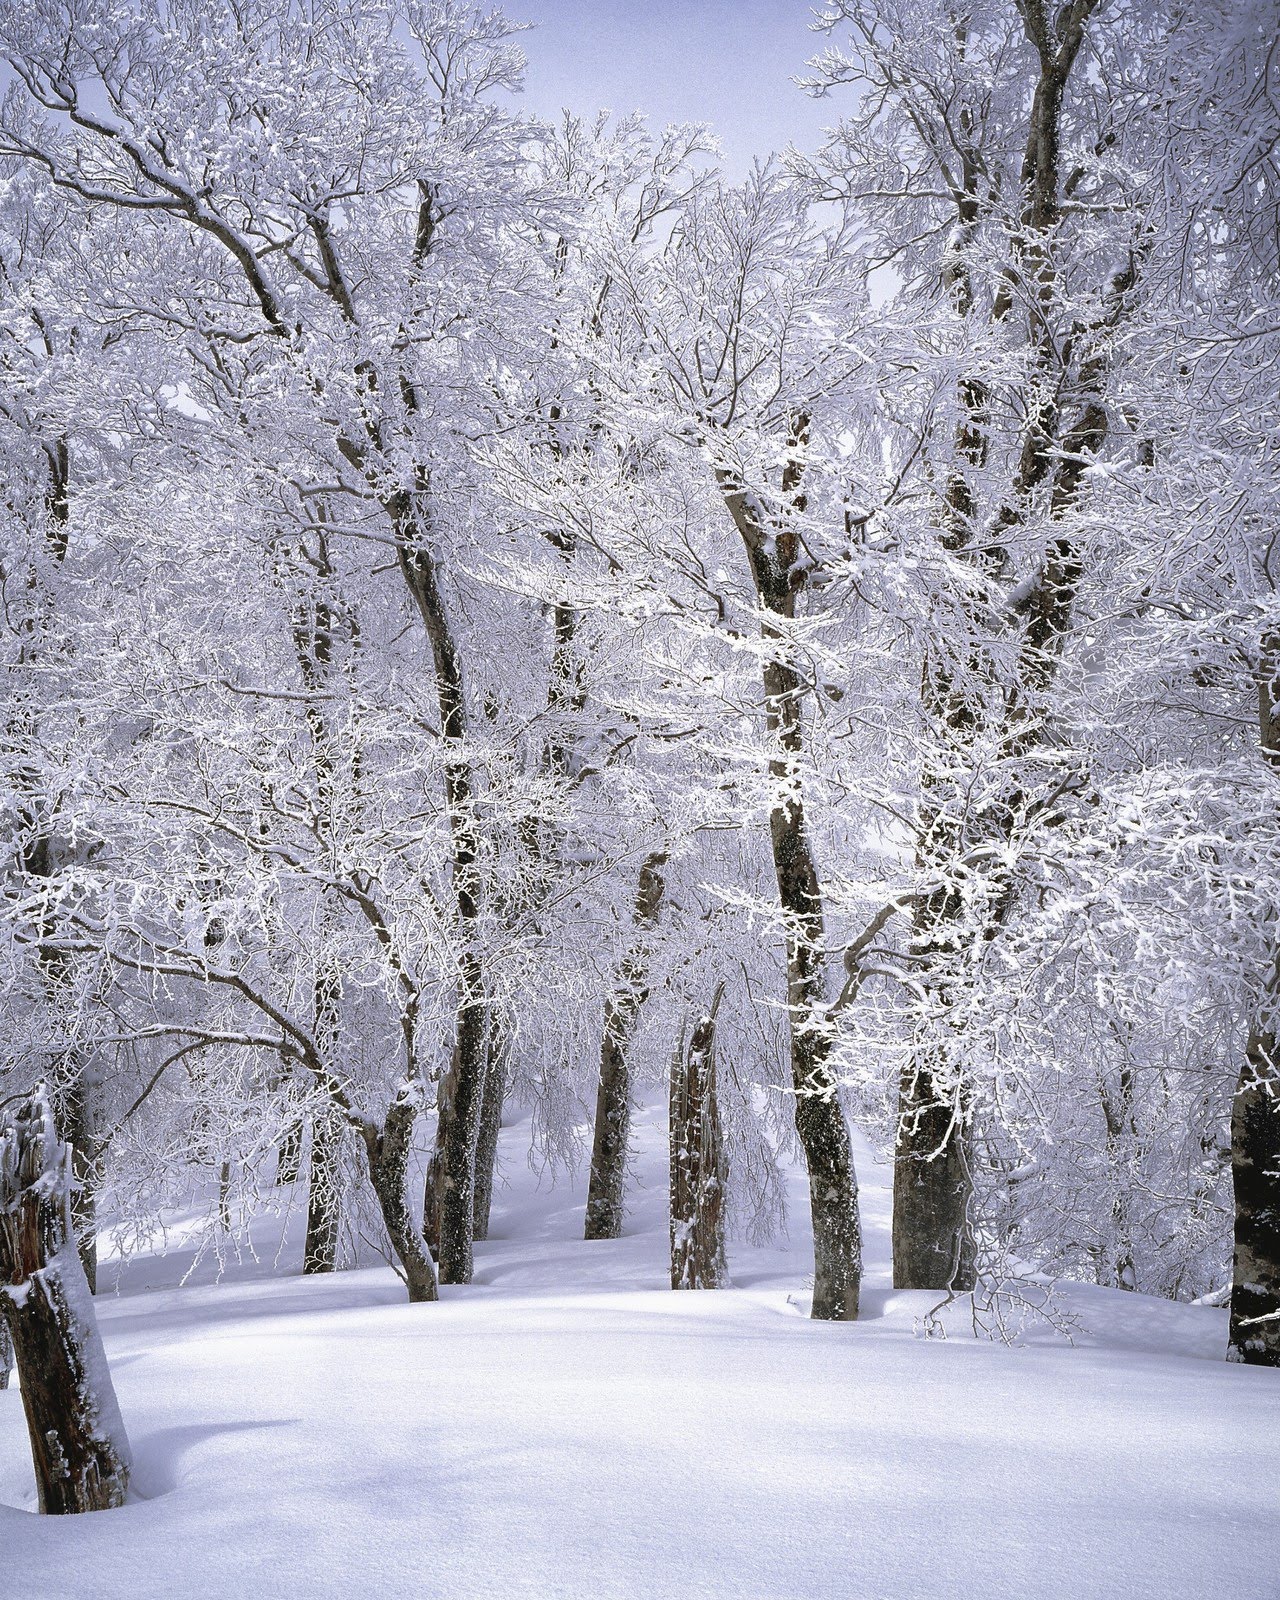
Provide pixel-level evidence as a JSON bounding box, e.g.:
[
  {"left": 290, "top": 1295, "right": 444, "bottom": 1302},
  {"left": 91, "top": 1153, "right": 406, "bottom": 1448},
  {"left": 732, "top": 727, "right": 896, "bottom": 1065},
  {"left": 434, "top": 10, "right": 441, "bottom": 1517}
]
[{"left": 0, "top": 1, "right": 1277, "bottom": 1595}]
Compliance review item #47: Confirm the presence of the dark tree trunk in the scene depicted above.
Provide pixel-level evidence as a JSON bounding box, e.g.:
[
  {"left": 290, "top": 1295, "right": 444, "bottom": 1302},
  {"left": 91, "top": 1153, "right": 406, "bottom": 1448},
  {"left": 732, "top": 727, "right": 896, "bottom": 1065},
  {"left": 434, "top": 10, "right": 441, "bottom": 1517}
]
[
  {"left": 303, "top": 1112, "right": 341, "bottom": 1276},
  {"left": 670, "top": 991, "right": 728, "bottom": 1291},
  {"left": 894, "top": 7, "right": 1109, "bottom": 1293},
  {"left": 767, "top": 717, "right": 862, "bottom": 1320},
  {"left": 718, "top": 458, "right": 862, "bottom": 1322},
  {"left": 24, "top": 442, "right": 100, "bottom": 1295},
  {"left": 472, "top": 1014, "right": 507, "bottom": 1243},
  {"left": 65, "top": 1097, "right": 99, "bottom": 1295},
  {"left": 584, "top": 1011, "right": 632, "bottom": 1240},
  {"left": 364, "top": 1100, "right": 438, "bottom": 1304},
  {"left": 1230, "top": 643, "right": 1280, "bottom": 1364},
  {"left": 892, "top": 1066, "right": 975, "bottom": 1291},
  {"left": 585, "top": 852, "right": 667, "bottom": 1241},
  {"left": 394, "top": 506, "right": 487, "bottom": 1288},
  {"left": 893, "top": 593, "right": 981, "bottom": 1292},
  {"left": 422, "top": 963, "right": 488, "bottom": 1285},
  {"left": 303, "top": 965, "right": 342, "bottom": 1275},
  {"left": 1099, "top": 1064, "right": 1138, "bottom": 1292},
  {"left": 276, "top": 1116, "right": 304, "bottom": 1185},
  {"left": 0, "top": 1314, "right": 11, "bottom": 1389},
  {"left": 1228, "top": 1013, "right": 1280, "bottom": 1365},
  {"left": 0, "top": 1089, "right": 131, "bottom": 1513}
]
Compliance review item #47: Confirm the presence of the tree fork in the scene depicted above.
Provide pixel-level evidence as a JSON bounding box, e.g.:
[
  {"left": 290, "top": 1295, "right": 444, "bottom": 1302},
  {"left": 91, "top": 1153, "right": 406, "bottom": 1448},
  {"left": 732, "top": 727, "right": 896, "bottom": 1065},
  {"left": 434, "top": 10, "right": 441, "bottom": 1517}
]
[{"left": 364, "top": 1100, "right": 438, "bottom": 1304}]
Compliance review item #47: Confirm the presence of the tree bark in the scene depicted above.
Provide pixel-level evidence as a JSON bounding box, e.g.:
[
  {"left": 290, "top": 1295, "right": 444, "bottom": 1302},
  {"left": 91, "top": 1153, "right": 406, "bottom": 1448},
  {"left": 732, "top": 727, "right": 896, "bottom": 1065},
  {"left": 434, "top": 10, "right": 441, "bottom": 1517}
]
[
  {"left": 24, "top": 438, "right": 101, "bottom": 1293},
  {"left": 718, "top": 458, "right": 862, "bottom": 1321},
  {"left": 892, "top": 1070, "right": 975, "bottom": 1291},
  {"left": 303, "top": 963, "right": 342, "bottom": 1275},
  {"left": 1099, "top": 1064, "right": 1138, "bottom": 1292},
  {"left": 584, "top": 852, "right": 667, "bottom": 1240},
  {"left": 1229, "top": 638, "right": 1280, "bottom": 1364},
  {"left": 276, "top": 1115, "right": 304, "bottom": 1185},
  {"left": 894, "top": 799, "right": 977, "bottom": 1291},
  {"left": 895, "top": 5, "right": 1109, "bottom": 1291},
  {"left": 65, "top": 1089, "right": 99, "bottom": 1295},
  {"left": 472, "top": 1013, "right": 507, "bottom": 1243},
  {"left": 303, "top": 1111, "right": 342, "bottom": 1276},
  {"left": 0, "top": 1089, "right": 131, "bottom": 1513},
  {"left": 422, "top": 968, "right": 488, "bottom": 1283},
  {"left": 394, "top": 505, "right": 488, "bottom": 1288},
  {"left": 1228, "top": 1008, "right": 1280, "bottom": 1365},
  {"left": 670, "top": 990, "right": 728, "bottom": 1290},
  {"left": 364, "top": 1097, "right": 438, "bottom": 1304}
]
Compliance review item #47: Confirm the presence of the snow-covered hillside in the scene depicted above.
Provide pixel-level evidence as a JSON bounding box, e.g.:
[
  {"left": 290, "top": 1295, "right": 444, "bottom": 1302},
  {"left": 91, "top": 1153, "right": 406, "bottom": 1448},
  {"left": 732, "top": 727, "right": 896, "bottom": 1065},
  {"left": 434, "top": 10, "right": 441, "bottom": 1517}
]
[{"left": 2, "top": 1104, "right": 1275, "bottom": 1600}]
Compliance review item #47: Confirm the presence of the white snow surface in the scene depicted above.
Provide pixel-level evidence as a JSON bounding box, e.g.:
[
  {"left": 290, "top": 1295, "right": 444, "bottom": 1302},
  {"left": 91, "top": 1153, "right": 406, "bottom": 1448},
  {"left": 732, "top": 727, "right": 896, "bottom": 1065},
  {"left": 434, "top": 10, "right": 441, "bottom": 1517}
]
[{"left": 2, "top": 1103, "right": 1277, "bottom": 1600}]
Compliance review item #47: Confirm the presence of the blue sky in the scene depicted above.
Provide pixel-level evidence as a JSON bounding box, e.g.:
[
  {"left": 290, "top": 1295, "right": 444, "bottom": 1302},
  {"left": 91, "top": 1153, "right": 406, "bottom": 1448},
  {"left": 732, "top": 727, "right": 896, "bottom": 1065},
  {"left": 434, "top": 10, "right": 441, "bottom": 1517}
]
[{"left": 514, "top": 0, "right": 842, "bottom": 173}]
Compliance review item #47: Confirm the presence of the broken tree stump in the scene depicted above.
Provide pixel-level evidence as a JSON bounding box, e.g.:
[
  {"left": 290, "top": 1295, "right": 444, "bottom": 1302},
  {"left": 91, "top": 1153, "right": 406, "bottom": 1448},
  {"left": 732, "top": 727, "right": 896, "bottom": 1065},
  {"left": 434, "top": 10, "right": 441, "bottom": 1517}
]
[{"left": 0, "top": 1086, "right": 131, "bottom": 1513}]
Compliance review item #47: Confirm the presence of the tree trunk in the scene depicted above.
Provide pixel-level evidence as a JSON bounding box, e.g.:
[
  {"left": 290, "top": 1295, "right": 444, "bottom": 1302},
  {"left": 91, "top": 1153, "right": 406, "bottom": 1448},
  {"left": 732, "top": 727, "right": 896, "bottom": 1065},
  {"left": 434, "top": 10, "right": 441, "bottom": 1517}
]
[
  {"left": 25, "top": 441, "right": 100, "bottom": 1294},
  {"left": 395, "top": 510, "right": 487, "bottom": 1288},
  {"left": 303, "top": 964, "right": 342, "bottom": 1274},
  {"left": 585, "top": 852, "right": 667, "bottom": 1240},
  {"left": 303, "top": 1111, "right": 341, "bottom": 1276},
  {"left": 670, "top": 991, "right": 728, "bottom": 1291},
  {"left": 0, "top": 1089, "right": 131, "bottom": 1513},
  {"left": 894, "top": 651, "right": 979, "bottom": 1293},
  {"left": 892, "top": 1066, "right": 975, "bottom": 1291},
  {"left": 422, "top": 959, "right": 488, "bottom": 1284},
  {"left": 718, "top": 459, "right": 862, "bottom": 1321},
  {"left": 66, "top": 1102, "right": 99, "bottom": 1295},
  {"left": 276, "top": 1116, "right": 304, "bottom": 1185},
  {"left": 892, "top": 2, "right": 1108, "bottom": 1295},
  {"left": 1228, "top": 1011, "right": 1280, "bottom": 1365},
  {"left": 0, "top": 1315, "right": 11, "bottom": 1389},
  {"left": 364, "top": 1100, "right": 438, "bottom": 1304},
  {"left": 1230, "top": 643, "right": 1280, "bottom": 1364},
  {"left": 472, "top": 1014, "right": 507, "bottom": 1243},
  {"left": 1099, "top": 1064, "right": 1138, "bottom": 1292}
]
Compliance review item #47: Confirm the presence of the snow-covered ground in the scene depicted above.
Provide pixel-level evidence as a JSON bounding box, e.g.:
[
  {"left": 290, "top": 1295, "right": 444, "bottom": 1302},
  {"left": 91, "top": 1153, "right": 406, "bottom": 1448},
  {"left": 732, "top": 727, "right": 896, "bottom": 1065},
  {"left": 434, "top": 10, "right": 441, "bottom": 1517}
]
[{"left": 2, "top": 1103, "right": 1277, "bottom": 1600}]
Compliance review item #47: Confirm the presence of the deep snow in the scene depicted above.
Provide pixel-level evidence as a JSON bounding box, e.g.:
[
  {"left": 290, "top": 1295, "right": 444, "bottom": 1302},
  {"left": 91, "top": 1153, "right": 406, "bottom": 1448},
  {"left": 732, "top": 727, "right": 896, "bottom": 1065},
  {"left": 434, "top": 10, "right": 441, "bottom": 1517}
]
[{"left": 1, "top": 1102, "right": 1277, "bottom": 1600}]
